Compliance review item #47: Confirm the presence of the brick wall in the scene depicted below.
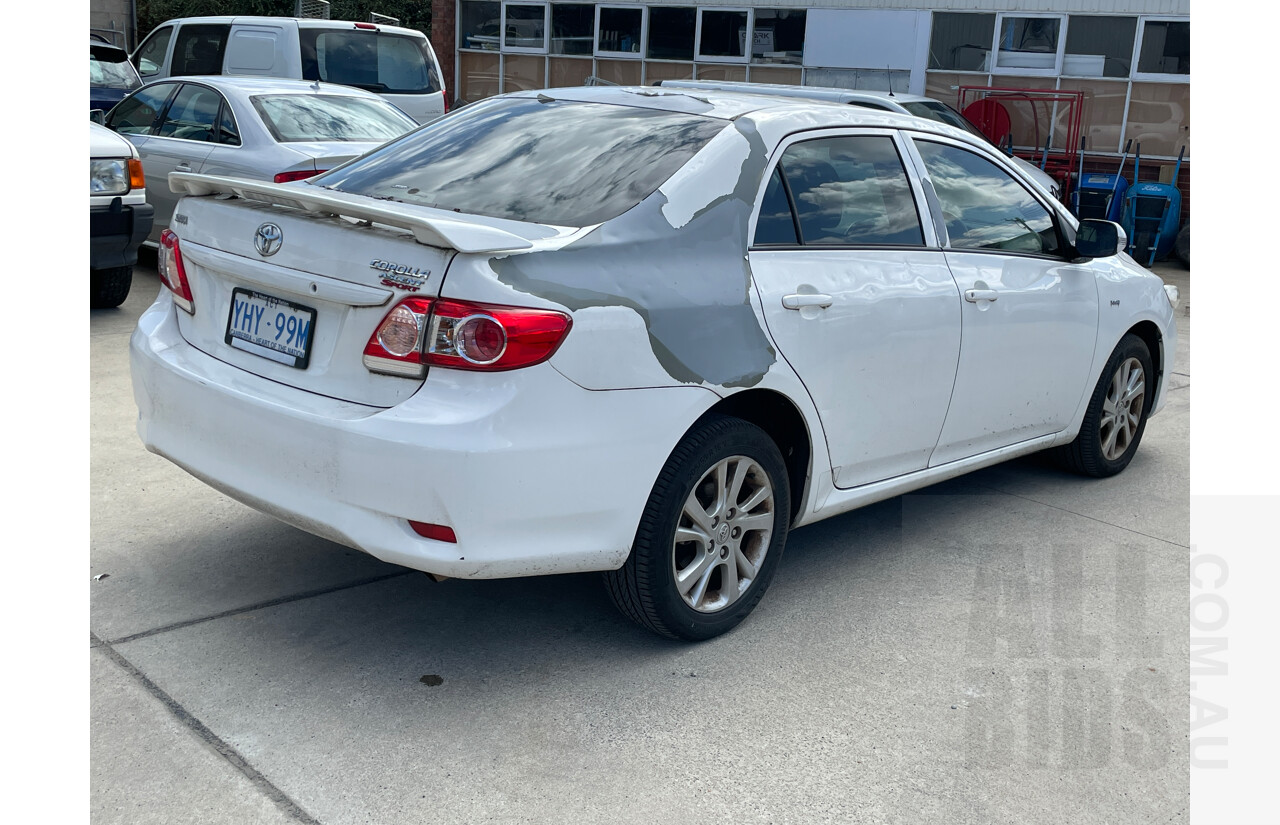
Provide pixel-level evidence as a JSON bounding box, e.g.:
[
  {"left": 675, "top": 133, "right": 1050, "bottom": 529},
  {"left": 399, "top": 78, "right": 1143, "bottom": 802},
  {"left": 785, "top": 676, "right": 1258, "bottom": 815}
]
[{"left": 432, "top": 0, "right": 456, "bottom": 105}]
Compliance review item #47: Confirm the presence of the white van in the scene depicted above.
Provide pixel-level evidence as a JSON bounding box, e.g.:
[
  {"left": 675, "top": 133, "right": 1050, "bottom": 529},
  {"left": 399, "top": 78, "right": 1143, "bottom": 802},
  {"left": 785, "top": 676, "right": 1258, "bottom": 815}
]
[{"left": 131, "top": 16, "right": 446, "bottom": 124}]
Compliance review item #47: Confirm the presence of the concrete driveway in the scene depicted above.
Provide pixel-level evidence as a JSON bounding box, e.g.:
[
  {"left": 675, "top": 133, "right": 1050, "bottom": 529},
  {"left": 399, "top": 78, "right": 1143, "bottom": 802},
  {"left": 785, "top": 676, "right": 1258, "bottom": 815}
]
[{"left": 91, "top": 254, "right": 1191, "bottom": 824}]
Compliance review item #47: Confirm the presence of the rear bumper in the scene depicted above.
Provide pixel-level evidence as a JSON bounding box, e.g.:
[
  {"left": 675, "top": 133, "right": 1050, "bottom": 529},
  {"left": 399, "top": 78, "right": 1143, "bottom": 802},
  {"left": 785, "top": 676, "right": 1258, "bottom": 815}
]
[
  {"left": 129, "top": 295, "right": 716, "bottom": 579},
  {"left": 91, "top": 200, "right": 153, "bottom": 270}
]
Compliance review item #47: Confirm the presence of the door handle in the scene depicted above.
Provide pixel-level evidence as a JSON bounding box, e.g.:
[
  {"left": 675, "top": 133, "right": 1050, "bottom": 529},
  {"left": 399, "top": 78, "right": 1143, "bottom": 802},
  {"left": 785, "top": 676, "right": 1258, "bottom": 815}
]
[
  {"left": 175, "top": 163, "right": 193, "bottom": 171},
  {"left": 782, "top": 293, "right": 833, "bottom": 310},
  {"left": 964, "top": 289, "right": 999, "bottom": 303}
]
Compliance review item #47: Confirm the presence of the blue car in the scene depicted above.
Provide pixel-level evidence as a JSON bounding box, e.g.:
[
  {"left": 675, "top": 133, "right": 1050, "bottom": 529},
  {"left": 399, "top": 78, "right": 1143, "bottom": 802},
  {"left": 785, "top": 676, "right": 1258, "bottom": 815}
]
[{"left": 91, "top": 39, "right": 142, "bottom": 114}]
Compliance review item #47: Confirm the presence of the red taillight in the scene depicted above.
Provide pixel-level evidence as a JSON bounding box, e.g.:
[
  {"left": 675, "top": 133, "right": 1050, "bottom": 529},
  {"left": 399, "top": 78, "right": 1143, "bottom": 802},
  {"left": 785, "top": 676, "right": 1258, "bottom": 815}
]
[
  {"left": 363, "top": 296, "right": 433, "bottom": 377},
  {"left": 353, "top": 22, "right": 378, "bottom": 30},
  {"left": 442, "top": 92, "right": 449, "bottom": 115},
  {"left": 274, "top": 170, "right": 326, "bottom": 184},
  {"left": 409, "top": 521, "right": 457, "bottom": 543},
  {"left": 362, "top": 298, "right": 571, "bottom": 377},
  {"left": 158, "top": 229, "right": 194, "bottom": 314},
  {"left": 426, "top": 299, "right": 572, "bottom": 371}
]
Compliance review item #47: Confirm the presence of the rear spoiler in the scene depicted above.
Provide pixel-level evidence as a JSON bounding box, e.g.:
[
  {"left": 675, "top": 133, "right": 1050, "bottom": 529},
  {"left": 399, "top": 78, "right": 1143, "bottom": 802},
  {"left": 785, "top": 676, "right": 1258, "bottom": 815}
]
[{"left": 168, "top": 172, "right": 536, "bottom": 254}]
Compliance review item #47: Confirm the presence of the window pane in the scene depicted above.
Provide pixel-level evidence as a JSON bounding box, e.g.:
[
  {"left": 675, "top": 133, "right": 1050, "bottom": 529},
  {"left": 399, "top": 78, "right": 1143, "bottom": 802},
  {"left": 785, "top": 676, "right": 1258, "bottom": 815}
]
[
  {"left": 915, "top": 140, "right": 1058, "bottom": 254},
  {"left": 251, "top": 95, "right": 414, "bottom": 142},
  {"left": 598, "top": 7, "right": 642, "bottom": 54},
  {"left": 924, "top": 72, "right": 970, "bottom": 110},
  {"left": 505, "top": 4, "right": 547, "bottom": 49},
  {"left": 171, "top": 24, "right": 229, "bottom": 76},
  {"left": 107, "top": 84, "right": 174, "bottom": 134},
  {"left": 649, "top": 7, "right": 695, "bottom": 60},
  {"left": 594, "top": 59, "right": 642, "bottom": 85},
  {"left": 780, "top": 136, "right": 923, "bottom": 246},
  {"left": 929, "top": 13, "right": 995, "bottom": 72},
  {"left": 1138, "top": 21, "right": 1189, "bottom": 74},
  {"left": 217, "top": 103, "right": 239, "bottom": 146},
  {"left": 754, "top": 168, "right": 797, "bottom": 246},
  {"left": 157, "top": 84, "right": 222, "bottom": 142},
  {"left": 551, "top": 4, "right": 594, "bottom": 55},
  {"left": 1064, "top": 16, "right": 1135, "bottom": 78},
  {"left": 995, "top": 17, "right": 1060, "bottom": 70},
  {"left": 502, "top": 54, "right": 545, "bottom": 92},
  {"left": 700, "top": 10, "right": 749, "bottom": 59},
  {"left": 1125, "top": 83, "right": 1190, "bottom": 157},
  {"left": 752, "top": 9, "right": 805, "bottom": 65},
  {"left": 749, "top": 65, "right": 801, "bottom": 85},
  {"left": 645, "top": 61, "right": 694, "bottom": 83},
  {"left": 135, "top": 26, "right": 173, "bottom": 77},
  {"left": 459, "top": 50, "right": 500, "bottom": 103},
  {"left": 460, "top": 1, "right": 502, "bottom": 50},
  {"left": 695, "top": 64, "right": 746, "bottom": 82},
  {"left": 549, "top": 56, "right": 593, "bottom": 86},
  {"left": 304, "top": 31, "right": 440, "bottom": 94},
  {"left": 317, "top": 98, "right": 727, "bottom": 226},
  {"left": 1057, "top": 78, "right": 1128, "bottom": 153}
]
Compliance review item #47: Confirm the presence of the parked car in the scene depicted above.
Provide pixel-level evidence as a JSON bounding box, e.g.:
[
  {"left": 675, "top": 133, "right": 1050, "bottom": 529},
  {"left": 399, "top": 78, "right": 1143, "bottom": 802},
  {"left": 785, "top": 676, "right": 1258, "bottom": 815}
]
[
  {"left": 103, "top": 75, "right": 419, "bottom": 243},
  {"left": 659, "top": 80, "right": 1063, "bottom": 199},
  {"left": 130, "top": 16, "right": 447, "bottom": 124},
  {"left": 91, "top": 39, "right": 143, "bottom": 113},
  {"left": 90, "top": 122, "right": 153, "bottom": 308},
  {"left": 131, "top": 86, "right": 1178, "bottom": 640}
]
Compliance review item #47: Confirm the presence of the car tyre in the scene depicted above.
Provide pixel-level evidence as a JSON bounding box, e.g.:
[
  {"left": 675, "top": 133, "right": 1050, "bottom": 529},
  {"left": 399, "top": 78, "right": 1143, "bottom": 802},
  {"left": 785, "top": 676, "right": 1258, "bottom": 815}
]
[
  {"left": 1055, "top": 333, "right": 1154, "bottom": 478},
  {"left": 604, "top": 414, "right": 790, "bottom": 641},
  {"left": 91, "top": 265, "right": 133, "bottom": 309}
]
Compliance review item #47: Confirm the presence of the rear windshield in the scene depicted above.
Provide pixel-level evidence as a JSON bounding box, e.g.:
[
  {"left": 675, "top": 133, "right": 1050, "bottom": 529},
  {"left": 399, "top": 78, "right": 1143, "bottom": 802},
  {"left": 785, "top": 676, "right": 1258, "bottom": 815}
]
[
  {"left": 300, "top": 30, "right": 441, "bottom": 95},
  {"left": 313, "top": 97, "right": 728, "bottom": 226},
  {"left": 251, "top": 94, "right": 416, "bottom": 143},
  {"left": 90, "top": 51, "right": 141, "bottom": 90},
  {"left": 901, "top": 101, "right": 985, "bottom": 139}
]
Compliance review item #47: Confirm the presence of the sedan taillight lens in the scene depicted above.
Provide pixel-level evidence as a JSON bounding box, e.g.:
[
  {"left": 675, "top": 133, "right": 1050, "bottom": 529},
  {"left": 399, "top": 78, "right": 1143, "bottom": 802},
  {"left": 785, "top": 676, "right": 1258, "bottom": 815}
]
[
  {"left": 363, "top": 298, "right": 571, "bottom": 377},
  {"left": 158, "top": 229, "right": 194, "bottom": 314}
]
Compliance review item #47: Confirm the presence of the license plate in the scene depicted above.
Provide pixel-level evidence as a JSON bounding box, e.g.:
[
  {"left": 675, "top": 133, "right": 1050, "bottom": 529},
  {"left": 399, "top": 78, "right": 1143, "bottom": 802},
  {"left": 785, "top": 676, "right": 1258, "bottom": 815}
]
[{"left": 225, "top": 288, "right": 316, "bottom": 369}]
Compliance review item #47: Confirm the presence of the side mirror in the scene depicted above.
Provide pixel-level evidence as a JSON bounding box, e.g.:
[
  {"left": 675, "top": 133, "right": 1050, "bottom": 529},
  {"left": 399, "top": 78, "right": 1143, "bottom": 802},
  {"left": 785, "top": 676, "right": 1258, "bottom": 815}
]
[
  {"left": 1075, "top": 218, "right": 1127, "bottom": 259},
  {"left": 90, "top": 109, "right": 106, "bottom": 125}
]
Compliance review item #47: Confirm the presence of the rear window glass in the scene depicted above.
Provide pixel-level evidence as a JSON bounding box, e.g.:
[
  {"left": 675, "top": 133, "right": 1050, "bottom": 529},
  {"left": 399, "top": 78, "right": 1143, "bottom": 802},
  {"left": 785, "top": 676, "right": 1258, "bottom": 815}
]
[
  {"left": 90, "top": 49, "right": 141, "bottom": 90},
  {"left": 901, "top": 101, "right": 985, "bottom": 139},
  {"left": 300, "top": 31, "right": 441, "bottom": 95},
  {"left": 314, "top": 97, "right": 728, "bottom": 226},
  {"left": 251, "top": 94, "right": 416, "bottom": 143}
]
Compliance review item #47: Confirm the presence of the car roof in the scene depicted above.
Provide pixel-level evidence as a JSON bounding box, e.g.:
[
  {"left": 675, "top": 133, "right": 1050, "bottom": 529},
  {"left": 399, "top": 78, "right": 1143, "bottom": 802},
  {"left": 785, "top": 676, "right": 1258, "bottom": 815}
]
[
  {"left": 656, "top": 80, "right": 933, "bottom": 111},
  {"left": 137, "top": 75, "right": 388, "bottom": 101},
  {"left": 150, "top": 16, "right": 426, "bottom": 38}
]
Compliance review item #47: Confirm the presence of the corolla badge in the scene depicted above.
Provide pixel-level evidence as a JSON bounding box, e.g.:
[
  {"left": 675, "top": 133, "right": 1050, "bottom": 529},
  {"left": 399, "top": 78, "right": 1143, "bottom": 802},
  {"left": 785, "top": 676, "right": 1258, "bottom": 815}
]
[
  {"left": 370, "top": 259, "right": 430, "bottom": 291},
  {"left": 254, "top": 223, "right": 284, "bottom": 257}
]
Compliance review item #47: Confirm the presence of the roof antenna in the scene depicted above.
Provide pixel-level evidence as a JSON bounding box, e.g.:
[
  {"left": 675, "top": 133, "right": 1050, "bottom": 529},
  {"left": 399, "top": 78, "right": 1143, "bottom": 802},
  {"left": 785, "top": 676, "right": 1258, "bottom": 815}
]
[
  {"left": 311, "top": 78, "right": 321, "bottom": 91},
  {"left": 886, "top": 65, "right": 895, "bottom": 97}
]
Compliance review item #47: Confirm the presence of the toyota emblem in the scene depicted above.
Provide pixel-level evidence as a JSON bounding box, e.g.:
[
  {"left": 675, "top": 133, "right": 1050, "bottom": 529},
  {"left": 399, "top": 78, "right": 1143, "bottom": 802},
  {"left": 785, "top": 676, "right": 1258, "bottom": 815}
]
[{"left": 254, "top": 223, "right": 283, "bottom": 257}]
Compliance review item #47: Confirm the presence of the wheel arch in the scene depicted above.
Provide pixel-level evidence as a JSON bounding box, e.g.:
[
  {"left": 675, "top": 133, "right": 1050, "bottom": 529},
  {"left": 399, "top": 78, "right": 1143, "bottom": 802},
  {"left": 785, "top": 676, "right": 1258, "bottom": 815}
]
[
  {"left": 698, "top": 388, "right": 813, "bottom": 523},
  {"left": 1125, "top": 319, "right": 1164, "bottom": 406}
]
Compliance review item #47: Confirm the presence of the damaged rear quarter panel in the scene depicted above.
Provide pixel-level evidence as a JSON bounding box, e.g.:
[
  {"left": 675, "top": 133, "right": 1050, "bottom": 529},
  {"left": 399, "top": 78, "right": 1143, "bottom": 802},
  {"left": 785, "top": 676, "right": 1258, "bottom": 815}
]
[{"left": 474, "top": 118, "right": 779, "bottom": 392}]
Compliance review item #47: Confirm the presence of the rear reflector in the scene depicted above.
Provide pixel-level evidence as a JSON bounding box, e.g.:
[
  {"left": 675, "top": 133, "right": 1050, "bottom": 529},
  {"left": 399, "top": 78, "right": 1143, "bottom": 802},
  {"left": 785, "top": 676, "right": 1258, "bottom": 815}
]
[
  {"left": 274, "top": 170, "right": 326, "bottom": 184},
  {"left": 409, "top": 521, "right": 457, "bottom": 543}
]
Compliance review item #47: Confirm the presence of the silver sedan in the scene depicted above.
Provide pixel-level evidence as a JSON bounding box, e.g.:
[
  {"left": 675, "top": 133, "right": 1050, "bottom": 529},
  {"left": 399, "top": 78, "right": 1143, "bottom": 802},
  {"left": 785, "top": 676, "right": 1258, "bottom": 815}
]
[{"left": 103, "top": 75, "right": 419, "bottom": 243}]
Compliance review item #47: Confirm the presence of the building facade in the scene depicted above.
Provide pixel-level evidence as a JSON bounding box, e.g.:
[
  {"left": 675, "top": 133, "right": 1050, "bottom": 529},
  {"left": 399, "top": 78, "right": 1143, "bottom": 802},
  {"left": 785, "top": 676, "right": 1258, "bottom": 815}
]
[{"left": 431, "top": 0, "right": 1190, "bottom": 185}]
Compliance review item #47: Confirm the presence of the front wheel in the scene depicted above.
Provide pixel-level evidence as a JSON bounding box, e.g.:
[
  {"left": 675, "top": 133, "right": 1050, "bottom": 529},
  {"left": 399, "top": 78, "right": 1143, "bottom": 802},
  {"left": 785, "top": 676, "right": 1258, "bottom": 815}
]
[
  {"left": 604, "top": 415, "right": 791, "bottom": 641},
  {"left": 1055, "top": 333, "right": 1154, "bottom": 477}
]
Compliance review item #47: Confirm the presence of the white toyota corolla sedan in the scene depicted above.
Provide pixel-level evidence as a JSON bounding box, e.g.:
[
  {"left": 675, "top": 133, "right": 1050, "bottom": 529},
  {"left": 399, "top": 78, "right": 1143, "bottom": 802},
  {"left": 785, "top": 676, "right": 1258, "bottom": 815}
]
[{"left": 131, "top": 86, "right": 1178, "bottom": 640}]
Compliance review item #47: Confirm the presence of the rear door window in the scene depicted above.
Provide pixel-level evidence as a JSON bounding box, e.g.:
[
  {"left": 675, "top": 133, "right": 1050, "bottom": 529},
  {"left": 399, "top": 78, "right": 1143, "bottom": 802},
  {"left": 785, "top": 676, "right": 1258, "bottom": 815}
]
[
  {"left": 315, "top": 97, "right": 727, "bottom": 226},
  {"left": 155, "top": 84, "right": 224, "bottom": 142},
  {"left": 171, "top": 24, "right": 231, "bottom": 76},
  {"left": 301, "top": 31, "right": 442, "bottom": 94}
]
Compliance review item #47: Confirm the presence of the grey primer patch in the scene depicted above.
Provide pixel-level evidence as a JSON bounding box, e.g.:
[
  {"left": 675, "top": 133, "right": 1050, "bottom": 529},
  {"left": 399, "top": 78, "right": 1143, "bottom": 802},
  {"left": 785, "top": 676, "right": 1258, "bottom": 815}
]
[{"left": 492, "top": 119, "right": 775, "bottom": 388}]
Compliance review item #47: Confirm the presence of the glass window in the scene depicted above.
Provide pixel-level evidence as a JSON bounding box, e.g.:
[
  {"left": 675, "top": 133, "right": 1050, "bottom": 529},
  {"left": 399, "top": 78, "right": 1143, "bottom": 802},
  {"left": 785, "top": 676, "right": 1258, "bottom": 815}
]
[
  {"left": 779, "top": 136, "right": 923, "bottom": 246},
  {"left": 302, "top": 31, "right": 441, "bottom": 94},
  {"left": 751, "top": 9, "right": 805, "bottom": 65},
  {"left": 694, "top": 64, "right": 746, "bottom": 82},
  {"left": 107, "top": 83, "right": 176, "bottom": 135},
  {"left": 900, "top": 101, "right": 988, "bottom": 141},
  {"left": 648, "top": 7, "right": 696, "bottom": 61},
  {"left": 749, "top": 65, "right": 801, "bottom": 85},
  {"left": 251, "top": 95, "right": 415, "bottom": 143},
  {"left": 90, "top": 49, "right": 142, "bottom": 91},
  {"left": 460, "top": 1, "right": 502, "bottom": 50},
  {"left": 1064, "top": 16, "right": 1136, "bottom": 78},
  {"left": 503, "top": 3, "right": 548, "bottom": 51},
  {"left": 459, "top": 51, "right": 500, "bottom": 102},
  {"left": 156, "top": 84, "right": 223, "bottom": 142},
  {"left": 1125, "top": 83, "right": 1190, "bottom": 157},
  {"left": 171, "top": 24, "right": 230, "bottom": 76},
  {"left": 1137, "top": 20, "right": 1189, "bottom": 75},
  {"left": 550, "top": 4, "right": 594, "bottom": 56},
  {"left": 134, "top": 25, "right": 173, "bottom": 77},
  {"left": 217, "top": 102, "right": 240, "bottom": 146},
  {"left": 753, "top": 168, "right": 798, "bottom": 246},
  {"left": 698, "top": 9, "right": 750, "bottom": 61},
  {"left": 1057, "top": 78, "right": 1128, "bottom": 153},
  {"left": 597, "top": 7, "right": 643, "bottom": 56},
  {"left": 316, "top": 98, "right": 728, "bottom": 226},
  {"left": 645, "top": 61, "right": 694, "bottom": 83},
  {"left": 928, "top": 13, "right": 995, "bottom": 72},
  {"left": 502, "top": 54, "right": 546, "bottom": 91},
  {"left": 594, "top": 59, "right": 643, "bottom": 85},
  {"left": 549, "top": 56, "right": 593, "bottom": 86},
  {"left": 994, "top": 16, "right": 1061, "bottom": 72},
  {"left": 915, "top": 140, "right": 1059, "bottom": 255}
]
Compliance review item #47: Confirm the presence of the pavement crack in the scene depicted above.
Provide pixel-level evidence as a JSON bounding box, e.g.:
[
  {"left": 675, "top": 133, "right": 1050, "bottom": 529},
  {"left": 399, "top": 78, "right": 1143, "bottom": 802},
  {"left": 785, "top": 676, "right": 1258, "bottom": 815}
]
[
  {"left": 93, "top": 633, "right": 323, "bottom": 825},
  {"left": 973, "top": 484, "right": 1188, "bottom": 548},
  {"left": 105, "top": 571, "right": 413, "bottom": 646}
]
